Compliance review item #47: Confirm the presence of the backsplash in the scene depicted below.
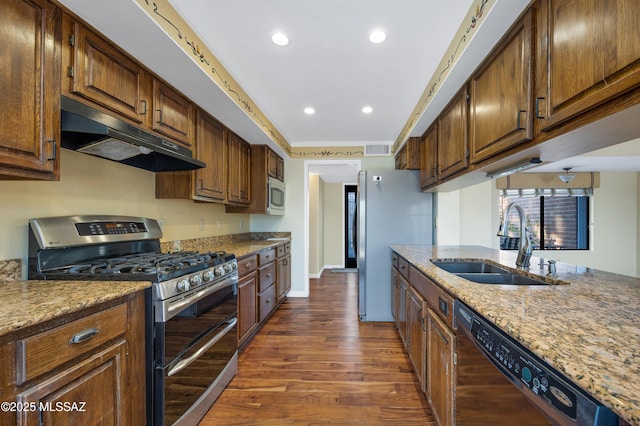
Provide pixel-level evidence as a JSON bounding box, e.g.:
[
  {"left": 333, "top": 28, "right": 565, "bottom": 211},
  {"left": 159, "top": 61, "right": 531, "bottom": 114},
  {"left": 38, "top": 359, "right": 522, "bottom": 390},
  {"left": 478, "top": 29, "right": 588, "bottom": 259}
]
[
  {"left": 160, "top": 232, "right": 291, "bottom": 253},
  {"left": 0, "top": 259, "right": 22, "bottom": 281}
]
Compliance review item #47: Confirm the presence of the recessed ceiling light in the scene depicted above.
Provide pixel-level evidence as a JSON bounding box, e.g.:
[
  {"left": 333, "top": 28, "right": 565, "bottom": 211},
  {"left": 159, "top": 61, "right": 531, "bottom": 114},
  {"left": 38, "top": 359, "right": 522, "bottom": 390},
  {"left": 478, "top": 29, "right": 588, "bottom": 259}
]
[
  {"left": 271, "top": 32, "right": 290, "bottom": 46},
  {"left": 304, "top": 107, "right": 315, "bottom": 115},
  {"left": 368, "top": 30, "right": 387, "bottom": 44},
  {"left": 362, "top": 106, "right": 373, "bottom": 114}
]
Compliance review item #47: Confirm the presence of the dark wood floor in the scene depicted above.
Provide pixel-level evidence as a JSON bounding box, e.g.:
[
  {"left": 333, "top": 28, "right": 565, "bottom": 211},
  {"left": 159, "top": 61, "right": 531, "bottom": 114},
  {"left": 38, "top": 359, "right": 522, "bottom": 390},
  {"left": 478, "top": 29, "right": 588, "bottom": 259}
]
[{"left": 199, "top": 270, "right": 436, "bottom": 425}]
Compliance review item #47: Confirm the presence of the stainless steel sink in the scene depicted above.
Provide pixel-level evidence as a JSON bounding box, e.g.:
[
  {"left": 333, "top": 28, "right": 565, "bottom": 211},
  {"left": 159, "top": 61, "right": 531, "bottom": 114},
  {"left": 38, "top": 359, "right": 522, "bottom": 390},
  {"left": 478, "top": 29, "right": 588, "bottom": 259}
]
[
  {"left": 431, "top": 260, "right": 509, "bottom": 274},
  {"left": 455, "top": 272, "right": 550, "bottom": 285},
  {"left": 431, "top": 259, "right": 553, "bottom": 285}
]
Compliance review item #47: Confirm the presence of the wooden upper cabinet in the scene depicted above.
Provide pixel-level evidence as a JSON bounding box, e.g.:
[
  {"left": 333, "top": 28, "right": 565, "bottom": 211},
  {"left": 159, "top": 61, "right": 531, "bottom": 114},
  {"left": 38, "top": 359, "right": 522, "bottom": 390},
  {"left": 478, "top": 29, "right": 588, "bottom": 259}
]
[
  {"left": 195, "top": 110, "right": 227, "bottom": 201},
  {"left": 469, "top": 10, "right": 533, "bottom": 164},
  {"left": 227, "top": 133, "right": 251, "bottom": 205},
  {"left": 152, "top": 79, "right": 195, "bottom": 148},
  {"left": 395, "top": 137, "right": 421, "bottom": 170},
  {"left": 63, "top": 16, "right": 149, "bottom": 125},
  {"left": 420, "top": 124, "right": 438, "bottom": 189},
  {"left": 0, "top": 0, "right": 60, "bottom": 180},
  {"left": 535, "top": 0, "right": 640, "bottom": 131},
  {"left": 267, "top": 147, "right": 284, "bottom": 180},
  {"left": 437, "top": 88, "right": 468, "bottom": 180}
]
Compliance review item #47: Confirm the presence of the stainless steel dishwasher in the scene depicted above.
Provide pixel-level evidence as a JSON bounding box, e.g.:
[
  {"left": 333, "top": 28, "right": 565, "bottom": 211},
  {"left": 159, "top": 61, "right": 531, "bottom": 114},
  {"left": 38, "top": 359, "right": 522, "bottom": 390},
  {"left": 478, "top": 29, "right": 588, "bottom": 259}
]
[{"left": 454, "top": 300, "right": 618, "bottom": 426}]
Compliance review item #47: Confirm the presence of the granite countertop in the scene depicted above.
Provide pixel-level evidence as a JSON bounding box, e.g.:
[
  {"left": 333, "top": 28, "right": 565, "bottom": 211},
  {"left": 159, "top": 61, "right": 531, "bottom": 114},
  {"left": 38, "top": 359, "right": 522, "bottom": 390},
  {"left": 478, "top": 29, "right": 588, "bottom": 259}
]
[
  {"left": 0, "top": 280, "right": 150, "bottom": 337},
  {"left": 168, "top": 238, "right": 290, "bottom": 259},
  {"left": 390, "top": 244, "right": 640, "bottom": 425}
]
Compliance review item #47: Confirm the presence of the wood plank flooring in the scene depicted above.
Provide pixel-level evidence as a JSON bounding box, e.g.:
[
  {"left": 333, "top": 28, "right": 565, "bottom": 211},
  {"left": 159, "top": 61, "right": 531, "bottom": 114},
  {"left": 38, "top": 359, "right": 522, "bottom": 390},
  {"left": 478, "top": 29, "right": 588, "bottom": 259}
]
[{"left": 199, "top": 271, "right": 436, "bottom": 425}]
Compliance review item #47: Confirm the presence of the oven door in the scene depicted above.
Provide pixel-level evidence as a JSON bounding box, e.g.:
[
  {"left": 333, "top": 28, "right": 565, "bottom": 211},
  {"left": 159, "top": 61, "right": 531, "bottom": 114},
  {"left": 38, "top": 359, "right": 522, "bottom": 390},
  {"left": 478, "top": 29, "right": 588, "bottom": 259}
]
[{"left": 154, "top": 275, "right": 238, "bottom": 425}]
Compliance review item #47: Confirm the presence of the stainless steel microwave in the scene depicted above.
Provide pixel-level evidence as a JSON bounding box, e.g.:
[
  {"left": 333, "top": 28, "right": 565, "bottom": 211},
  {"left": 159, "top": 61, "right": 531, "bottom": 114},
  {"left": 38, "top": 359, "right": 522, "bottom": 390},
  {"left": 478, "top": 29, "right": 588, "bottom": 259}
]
[{"left": 267, "top": 176, "right": 285, "bottom": 215}]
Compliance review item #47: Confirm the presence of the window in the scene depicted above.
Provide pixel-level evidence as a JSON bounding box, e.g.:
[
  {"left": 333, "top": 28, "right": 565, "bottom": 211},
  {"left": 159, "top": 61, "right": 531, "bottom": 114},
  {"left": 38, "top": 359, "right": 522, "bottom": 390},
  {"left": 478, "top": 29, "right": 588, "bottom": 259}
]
[{"left": 499, "top": 195, "right": 589, "bottom": 250}]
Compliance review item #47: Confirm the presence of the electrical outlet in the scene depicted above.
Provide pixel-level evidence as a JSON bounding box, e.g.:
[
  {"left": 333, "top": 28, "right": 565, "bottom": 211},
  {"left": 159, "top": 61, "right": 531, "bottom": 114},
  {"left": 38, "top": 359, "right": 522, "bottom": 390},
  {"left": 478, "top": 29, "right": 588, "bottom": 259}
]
[
  {"left": 216, "top": 219, "right": 221, "bottom": 230},
  {"left": 199, "top": 219, "right": 205, "bottom": 231}
]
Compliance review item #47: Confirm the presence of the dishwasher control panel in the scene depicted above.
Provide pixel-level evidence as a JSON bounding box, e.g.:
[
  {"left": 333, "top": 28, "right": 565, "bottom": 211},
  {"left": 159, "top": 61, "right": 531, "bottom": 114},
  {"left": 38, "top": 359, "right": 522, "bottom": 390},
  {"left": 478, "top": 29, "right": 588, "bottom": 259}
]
[
  {"left": 471, "top": 317, "right": 577, "bottom": 419},
  {"left": 454, "top": 301, "right": 618, "bottom": 426}
]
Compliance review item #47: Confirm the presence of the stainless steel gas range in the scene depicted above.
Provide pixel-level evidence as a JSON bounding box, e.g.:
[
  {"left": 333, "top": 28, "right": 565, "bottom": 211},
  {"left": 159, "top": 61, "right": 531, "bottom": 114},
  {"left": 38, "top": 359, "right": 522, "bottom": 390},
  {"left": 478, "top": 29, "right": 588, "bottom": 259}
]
[{"left": 28, "top": 215, "right": 238, "bottom": 425}]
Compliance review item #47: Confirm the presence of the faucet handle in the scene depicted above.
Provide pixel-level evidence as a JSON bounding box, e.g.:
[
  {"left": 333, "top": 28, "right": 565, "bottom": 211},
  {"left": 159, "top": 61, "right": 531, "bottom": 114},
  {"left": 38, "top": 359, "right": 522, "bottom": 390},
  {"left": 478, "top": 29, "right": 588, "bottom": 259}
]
[{"left": 547, "top": 260, "right": 557, "bottom": 277}]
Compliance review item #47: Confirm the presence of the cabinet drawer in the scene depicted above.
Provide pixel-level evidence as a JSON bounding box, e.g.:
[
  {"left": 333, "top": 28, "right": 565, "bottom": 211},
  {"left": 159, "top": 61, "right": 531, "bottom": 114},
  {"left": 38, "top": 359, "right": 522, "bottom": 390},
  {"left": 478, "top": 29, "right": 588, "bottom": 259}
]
[
  {"left": 16, "top": 303, "right": 127, "bottom": 384},
  {"left": 409, "top": 265, "right": 453, "bottom": 328},
  {"left": 391, "top": 252, "right": 400, "bottom": 269},
  {"left": 276, "top": 244, "right": 285, "bottom": 257},
  {"left": 258, "top": 284, "right": 277, "bottom": 322},
  {"left": 398, "top": 257, "right": 410, "bottom": 280},
  {"left": 259, "top": 248, "right": 276, "bottom": 265},
  {"left": 259, "top": 262, "right": 276, "bottom": 292},
  {"left": 238, "top": 254, "right": 258, "bottom": 276}
]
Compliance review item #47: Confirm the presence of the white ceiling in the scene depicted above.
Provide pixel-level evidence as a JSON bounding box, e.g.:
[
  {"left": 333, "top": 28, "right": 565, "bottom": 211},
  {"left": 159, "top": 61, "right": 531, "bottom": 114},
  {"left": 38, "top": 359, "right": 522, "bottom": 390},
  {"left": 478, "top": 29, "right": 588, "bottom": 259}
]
[{"left": 57, "top": 0, "right": 640, "bottom": 182}]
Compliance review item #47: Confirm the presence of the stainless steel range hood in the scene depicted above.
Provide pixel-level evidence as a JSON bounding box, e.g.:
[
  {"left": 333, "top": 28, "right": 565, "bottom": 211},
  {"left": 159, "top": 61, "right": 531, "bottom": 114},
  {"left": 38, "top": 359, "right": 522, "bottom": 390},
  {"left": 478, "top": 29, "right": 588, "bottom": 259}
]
[{"left": 61, "top": 96, "right": 205, "bottom": 172}]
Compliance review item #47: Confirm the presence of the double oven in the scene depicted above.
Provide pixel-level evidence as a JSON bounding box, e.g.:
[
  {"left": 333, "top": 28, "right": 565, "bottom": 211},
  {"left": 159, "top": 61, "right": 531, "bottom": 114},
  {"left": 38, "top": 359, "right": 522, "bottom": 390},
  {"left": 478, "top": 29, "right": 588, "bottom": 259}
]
[{"left": 28, "top": 215, "right": 238, "bottom": 425}]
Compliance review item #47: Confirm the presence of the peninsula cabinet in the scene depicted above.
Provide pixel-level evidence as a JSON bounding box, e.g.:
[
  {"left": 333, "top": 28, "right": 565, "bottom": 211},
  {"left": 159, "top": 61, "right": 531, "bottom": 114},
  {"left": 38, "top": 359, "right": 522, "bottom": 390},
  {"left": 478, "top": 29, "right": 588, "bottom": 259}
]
[
  {"left": 420, "top": 124, "right": 438, "bottom": 189},
  {"left": 227, "top": 133, "right": 251, "bottom": 205},
  {"left": 437, "top": 88, "right": 468, "bottom": 180},
  {"left": 155, "top": 109, "right": 228, "bottom": 203},
  {"left": 469, "top": 10, "right": 533, "bottom": 164},
  {"left": 62, "top": 14, "right": 151, "bottom": 126},
  {"left": 427, "top": 308, "right": 455, "bottom": 426},
  {"left": 0, "top": 0, "right": 61, "bottom": 180},
  {"left": 0, "top": 292, "right": 145, "bottom": 426},
  {"left": 534, "top": 0, "right": 640, "bottom": 132},
  {"left": 407, "top": 286, "right": 427, "bottom": 392}
]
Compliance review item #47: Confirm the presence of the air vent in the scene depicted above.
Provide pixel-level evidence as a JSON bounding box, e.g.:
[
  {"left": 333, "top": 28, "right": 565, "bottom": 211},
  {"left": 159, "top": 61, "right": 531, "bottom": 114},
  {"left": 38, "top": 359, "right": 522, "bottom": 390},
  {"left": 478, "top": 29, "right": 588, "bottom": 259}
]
[{"left": 364, "top": 144, "right": 390, "bottom": 156}]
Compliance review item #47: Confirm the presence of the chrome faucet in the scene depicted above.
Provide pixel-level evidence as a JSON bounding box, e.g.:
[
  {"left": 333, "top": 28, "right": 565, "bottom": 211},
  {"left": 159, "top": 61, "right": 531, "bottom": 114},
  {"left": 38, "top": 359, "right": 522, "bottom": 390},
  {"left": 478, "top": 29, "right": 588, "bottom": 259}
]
[{"left": 497, "top": 202, "right": 532, "bottom": 268}]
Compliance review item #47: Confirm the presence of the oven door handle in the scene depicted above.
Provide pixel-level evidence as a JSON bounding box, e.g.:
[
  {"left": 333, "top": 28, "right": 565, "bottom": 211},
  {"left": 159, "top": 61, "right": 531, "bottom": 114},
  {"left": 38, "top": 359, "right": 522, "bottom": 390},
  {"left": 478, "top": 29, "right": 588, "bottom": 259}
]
[
  {"left": 161, "top": 274, "right": 238, "bottom": 322},
  {"left": 167, "top": 317, "right": 237, "bottom": 377}
]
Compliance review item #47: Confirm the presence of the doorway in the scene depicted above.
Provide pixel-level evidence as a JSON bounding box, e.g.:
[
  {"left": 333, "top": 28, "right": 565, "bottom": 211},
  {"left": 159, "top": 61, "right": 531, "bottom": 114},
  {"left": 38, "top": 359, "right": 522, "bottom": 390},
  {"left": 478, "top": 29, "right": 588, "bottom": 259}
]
[{"left": 344, "top": 185, "right": 358, "bottom": 268}]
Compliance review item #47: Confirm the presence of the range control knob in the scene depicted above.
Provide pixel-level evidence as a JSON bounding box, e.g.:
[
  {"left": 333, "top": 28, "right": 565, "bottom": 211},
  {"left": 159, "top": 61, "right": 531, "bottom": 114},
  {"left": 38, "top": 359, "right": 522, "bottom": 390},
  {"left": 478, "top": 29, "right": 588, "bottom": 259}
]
[
  {"left": 176, "top": 279, "right": 190, "bottom": 292},
  {"left": 190, "top": 274, "right": 202, "bottom": 287},
  {"left": 214, "top": 266, "right": 225, "bottom": 277},
  {"left": 223, "top": 263, "right": 232, "bottom": 273},
  {"left": 203, "top": 270, "right": 215, "bottom": 282}
]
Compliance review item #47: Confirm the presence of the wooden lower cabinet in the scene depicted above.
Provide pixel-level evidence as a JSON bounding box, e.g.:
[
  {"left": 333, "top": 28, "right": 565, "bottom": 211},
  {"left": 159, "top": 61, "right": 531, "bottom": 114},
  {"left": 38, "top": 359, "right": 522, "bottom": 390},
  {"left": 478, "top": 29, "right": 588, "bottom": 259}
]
[
  {"left": 237, "top": 270, "right": 258, "bottom": 348},
  {"left": 0, "top": 291, "right": 145, "bottom": 426},
  {"left": 407, "top": 287, "right": 427, "bottom": 392},
  {"left": 276, "top": 248, "right": 291, "bottom": 303},
  {"left": 427, "top": 308, "right": 455, "bottom": 426}
]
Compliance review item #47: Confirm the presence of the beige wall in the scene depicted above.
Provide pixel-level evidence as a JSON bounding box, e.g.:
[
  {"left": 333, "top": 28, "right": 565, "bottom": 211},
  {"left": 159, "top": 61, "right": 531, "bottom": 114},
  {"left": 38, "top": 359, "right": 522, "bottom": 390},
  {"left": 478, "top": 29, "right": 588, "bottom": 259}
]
[
  {"left": 308, "top": 174, "right": 324, "bottom": 277},
  {"left": 0, "top": 149, "right": 249, "bottom": 273},
  {"left": 323, "top": 182, "right": 345, "bottom": 268},
  {"left": 439, "top": 172, "right": 640, "bottom": 277}
]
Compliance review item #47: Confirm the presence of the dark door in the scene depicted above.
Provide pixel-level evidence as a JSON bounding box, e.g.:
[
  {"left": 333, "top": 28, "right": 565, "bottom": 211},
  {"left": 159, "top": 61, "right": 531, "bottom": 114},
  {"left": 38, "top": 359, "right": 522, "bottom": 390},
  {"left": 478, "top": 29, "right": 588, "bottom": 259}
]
[{"left": 345, "top": 185, "right": 357, "bottom": 268}]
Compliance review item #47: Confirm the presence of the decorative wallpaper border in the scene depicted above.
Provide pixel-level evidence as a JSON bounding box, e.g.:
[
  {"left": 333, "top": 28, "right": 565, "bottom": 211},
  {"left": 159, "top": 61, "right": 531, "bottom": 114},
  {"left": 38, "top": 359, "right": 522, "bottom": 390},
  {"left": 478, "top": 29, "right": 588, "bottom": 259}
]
[
  {"left": 135, "top": 0, "right": 291, "bottom": 156},
  {"left": 392, "top": 0, "right": 494, "bottom": 153},
  {"left": 136, "top": 0, "right": 492, "bottom": 159}
]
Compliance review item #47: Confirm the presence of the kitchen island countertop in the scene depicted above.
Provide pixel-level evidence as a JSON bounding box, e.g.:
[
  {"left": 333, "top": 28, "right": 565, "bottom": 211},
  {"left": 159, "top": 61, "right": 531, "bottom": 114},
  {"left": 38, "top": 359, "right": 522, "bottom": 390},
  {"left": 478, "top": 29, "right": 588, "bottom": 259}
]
[
  {"left": 0, "top": 279, "right": 150, "bottom": 337},
  {"left": 390, "top": 244, "right": 640, "bottom": 426}
]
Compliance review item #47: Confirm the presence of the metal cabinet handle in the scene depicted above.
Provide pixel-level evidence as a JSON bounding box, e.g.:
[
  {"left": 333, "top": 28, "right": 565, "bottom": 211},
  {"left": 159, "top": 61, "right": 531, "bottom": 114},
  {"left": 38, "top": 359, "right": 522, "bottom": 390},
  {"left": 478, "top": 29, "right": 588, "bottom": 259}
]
[
  {"left": 156, "top": 109, "right": 163, "bottom": 123},
  {"left": 47, "top": 139, "right": 57, "bottom": 161},
  {"left": 535, "top": 97, "right": 546, "bottom": 119},
  {"left": 516, "top": 110, "right": 526, "bottom": 130},
  {"left": 140, "top": 100, "right": 147, "bottom": 115},
  {"left": 69, "top": 327, "right": 99, "bottom": 345}
]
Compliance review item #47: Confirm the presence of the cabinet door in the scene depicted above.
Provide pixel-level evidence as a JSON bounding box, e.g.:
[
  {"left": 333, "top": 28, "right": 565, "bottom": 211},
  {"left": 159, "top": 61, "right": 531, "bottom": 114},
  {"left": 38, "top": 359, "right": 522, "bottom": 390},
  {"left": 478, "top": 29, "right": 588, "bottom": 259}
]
[
  {"left": 535, "top": 0, "right": 640, "bottom": 131},
  {"left": 437, "top": 88, "right": 468, "bottom": 180},
  {"left": 407, "top": 287, "right": 427, "bottom": 392},
  {"left": 391, "top": 267, "right": 399, "bottom": 321},
  {"left": 67, "top": 19, "right": 148, "bottom": 124},
  {"left": 428, "top": 308, "right": 455, "bottom": 426},
  {"left": 397, "top": 275, "right": 408, "bottom": 345},
  {"left": 420, "top": 123, "right": 438, "bottom": 189},
  {"left": 469, "top": 11, "right": 533, "bottom": 163},
  {"left": 17, "top": 342, "right": 131, "bottom": 425},
  {"left": 238, "top": 271, "right": 258, "bottom": 346},
  {"left": 195, "top": 110, "right": 227, "bottom": 202},
  {"left": 228, "top": 133, "right": 251, "bottom": 205},
  {"left": 276, "top": 254, "right": 291, "bottom": 302},
  {"left": 152, "top": 79, "right": 194, "bottom": 148},
  {"left": 267, "top": 148, "right": 279, "bottom": 178},
  {"left": 0, "top": 0, "right": 60, "bottom": 180}
]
